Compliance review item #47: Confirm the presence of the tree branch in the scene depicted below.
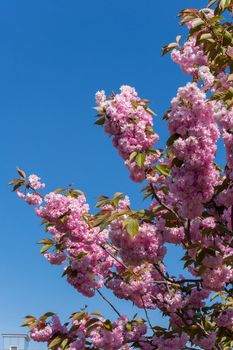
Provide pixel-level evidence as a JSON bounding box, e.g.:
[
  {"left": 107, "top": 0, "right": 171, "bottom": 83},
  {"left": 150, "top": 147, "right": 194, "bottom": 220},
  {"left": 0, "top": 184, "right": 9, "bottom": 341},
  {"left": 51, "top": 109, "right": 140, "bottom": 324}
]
[{"left": 97, "top": 290, "right": 121, "bottom": 317}]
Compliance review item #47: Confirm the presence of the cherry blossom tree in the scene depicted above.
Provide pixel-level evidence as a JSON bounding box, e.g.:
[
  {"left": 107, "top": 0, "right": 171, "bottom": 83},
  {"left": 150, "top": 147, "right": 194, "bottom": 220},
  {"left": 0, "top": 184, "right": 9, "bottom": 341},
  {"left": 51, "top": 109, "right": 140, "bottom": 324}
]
[{"left": 10, "top": 1, "right": 233, "bottom": 349}]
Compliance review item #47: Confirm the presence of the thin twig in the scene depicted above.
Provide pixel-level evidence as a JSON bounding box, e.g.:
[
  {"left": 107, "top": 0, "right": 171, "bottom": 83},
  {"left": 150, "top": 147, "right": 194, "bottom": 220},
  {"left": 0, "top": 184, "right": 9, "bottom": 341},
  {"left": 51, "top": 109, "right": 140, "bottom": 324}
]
[
  {"left": 97, "top": 290, "right": 121, "bottom": 317},
  {"left": 141, "top": 296, "right": 153, "bottom": 331},
  {"left": 154, "top": 264, "right": 202, "bottom": 286},
  {"left": 150, "top": 184, "right": 183, "bottom": 225},
  {"left": 99, "top": 244, "right": 128, "bottom": 270}
]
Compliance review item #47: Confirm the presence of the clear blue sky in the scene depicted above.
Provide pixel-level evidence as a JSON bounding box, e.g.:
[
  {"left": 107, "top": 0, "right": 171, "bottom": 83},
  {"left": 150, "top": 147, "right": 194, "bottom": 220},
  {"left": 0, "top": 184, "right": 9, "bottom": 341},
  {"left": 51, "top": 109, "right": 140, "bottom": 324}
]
[{"left": 0, "top": 0, "right": 218, "bottom": 349}]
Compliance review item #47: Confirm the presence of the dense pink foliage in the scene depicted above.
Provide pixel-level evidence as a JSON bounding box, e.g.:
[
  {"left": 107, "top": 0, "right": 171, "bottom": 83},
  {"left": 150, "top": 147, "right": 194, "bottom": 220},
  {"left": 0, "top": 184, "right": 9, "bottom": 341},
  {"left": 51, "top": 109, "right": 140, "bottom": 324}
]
[
  {"left": 95, "top": 86, "right": 160, "bottom": 182},
  {"left": 168, "top": 82, "right": 219, "bottom": 218},
  {"left": 171, "top": 37, "right": 207, "bottom": 74},
  {"left": 12, "top": 3, "right": 233, "bottom": 349}
]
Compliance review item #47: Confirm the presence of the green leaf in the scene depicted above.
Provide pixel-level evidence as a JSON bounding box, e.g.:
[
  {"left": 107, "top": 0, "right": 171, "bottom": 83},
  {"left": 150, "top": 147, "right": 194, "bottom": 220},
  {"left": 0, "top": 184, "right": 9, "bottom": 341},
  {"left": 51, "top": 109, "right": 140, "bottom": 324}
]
[
  {"left": 198, "top": 33, "right": 213, "bottom": 42},
  {"left": 104, "top": 319, "right": 113, "bottom": 331},
  {"left": 144, "top": 106, "right": 155, "bottom": 116},
  {"left": 184, "top": 260, "right": 193, "bottom": 268},
  {"left": 191, "top": 18, "right": 204, "bottom": 29},
  {"left": 28, "top": 321, "right": 38, "bottom": 331},
  {"left": 40, "top": 243, "right": 53, "bottom": 254},
  {"left": 69, "top": 325, "right": 79, "bottom": 333},
  {"left": 155, "top": 164, "right": 170, "bottom": 176},
  {"left": 114, "top": 192, "right": 123, "bottom": 199},
  {"left": 202, "top": 228, "right": 213, "bottom": 236},
  {"left": 166, "top": 133, "right": 180, "bottom": 147},
  {"left": 208, "top": 0, "right": 217, "bottom": 7},
  {"left": 124, "top": 219, "right": 139, "bottom": 238},
  {"left": 172, "top": 158, "right": 183, "bottom": 168},
  {"left": 21, "top": 316, "right": 36, "bottom": 326},
  {"left": 219, "top": 0, "right": 231, "bottom": 12},
  {"left": 125, "top": 322, "right": 132, "bottom": 331},
  {"left": 91, "top": 311, "right": 103, "bottom": 317},
  {"left": 162, "top": 42, "right": 178, "bottom": 56},
  {"left": 223, "top": 255, "right": 233, "bottom": 265},
  {"left": 143, "top": 190, "right": 153, "bottom": 200},
  {"left": 129, "top": 151, "right": 137, "bottom": 161},
  {"left": 135, "top": 318, "right": 145, "bottom": 324},
  {"left": 53, "top": 188, "right": 64, "bottom": 194},
  {"left": 41, "top": 312, "right": 55, "bottom": 320},
  {"left": 75, "top": 252, "right": 87, "bottom": 260},
  {"left": 136, "top": 153, "right": 146, "bottom": 168},
  {"left": 8, "top": 178, "right": 20, "bottom": 185},
  {"left": 223, "top": 31, "right": 232, "bottom": 46},
  {"left": 187, "top": 243, "right": 200, "bottom": 249},
  {"left": 196, "top": 250, "right": 206, "bottom": 264},
  {"left": 71, "top": 311, "right": 87, "bottom": 321},
  {"left": 59, "top": 211, "right": 70, "bottom": 224},
  {"left": 49, "top": 336, "right": 63, "bottom": 348},
  {"left": 85, "top": 318, "right": 100, "bottom": 329},
  {"left": 189, "top": 19, "right": 205, "bottom": 35},
  {"left": 38, "top": 238, "right": 54, "bottom": 245},
  {"left": 197, "top": 265, "right": 207, "bottom": 275},
  {"left": 176, "top": 35, "right": 181, "bottom": 43},
  {"left": 61, "top": 339, "right": 69, "bottom": 349},
  {"left": 17, "top": 167, "right": 26, "bottom": 179},
  {"left": 12, "top": 182, "right": 24, "bottom": 192},
  {"left": 95, "top": 117, "right": 106, "bottom": 125}
]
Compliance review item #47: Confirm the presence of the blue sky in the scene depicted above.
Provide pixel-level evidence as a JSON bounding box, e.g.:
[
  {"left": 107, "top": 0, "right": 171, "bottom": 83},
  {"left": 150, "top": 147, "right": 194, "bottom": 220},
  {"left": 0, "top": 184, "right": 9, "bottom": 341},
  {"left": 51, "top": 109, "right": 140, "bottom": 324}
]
[{"left": 0, "top": 0, "right": 218, "bottom": 349}]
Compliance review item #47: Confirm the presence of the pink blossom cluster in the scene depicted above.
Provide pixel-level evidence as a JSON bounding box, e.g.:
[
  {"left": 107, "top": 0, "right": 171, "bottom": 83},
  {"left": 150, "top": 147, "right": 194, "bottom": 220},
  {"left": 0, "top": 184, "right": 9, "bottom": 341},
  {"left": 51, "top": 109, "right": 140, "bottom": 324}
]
[
  {"left": 107, "top": 263, "right": 163, "bottom": 309},
  {"left": 202, "top": 266, "right": 232, "bottom": 291},
  {"left": 16, "top": 174, "right": 45, "bottom": 206},
  {"left": 17, "top": 190, "right": 43, "bottom": 206},
  {"left": 31, "top": 315, "right": 65, "bottom": 342},
  {"left": 152, "top": 332, "right": 188, "bottom": 350},
  {"left": 31, "top": 315, "right": 86, "bottom": 348},
  {"left": 107, "top": 263, "right": 186, "bottom": 314},
  {"left": 44, "top": 251, "right": 66, "bottom": 265},
  {"left": 95, "top": 86, "right": 160, "bottom": 182},
  {"left": 90, "top": 316, "right": 147, "bottom": 350},
  {"left": 109, "top": 220, "right": 166, "bottom": 265},
  {"left": 215, "top": 308, "right": 233, "bottom": 330},
  {"left": 168, "top": 83, "right": 219, "bottom": 218},
  {"left": 186, "top": 217, "right": 233, "bottom": 290},
  {"left": 28, "top": 174, "right": 45, "bottom": 189},
  {"left": 156, "top": 217, "right": 185, "bottom": 244},
  {"left": 171, "top": 37, "right": 207, "bottom": 74},
  {"left": 198, "top": 65, "right": 215, "bottom": 91},
  {"left": 35, "top": 192, "right": 116, "bottom": 297},
  {"left": 29, "top": 314, "right": 148, "bottom": 350},
  {"left": 171, "top": 25, "right": 216, "bottom": 92},
  {"left": 18, "top": 180, "right": 116, "bottom": 297},
  {"left": 193, "top": 331, "right": 217, "bottom": 350},
  {"left": 227, "top": 46, "right": 233, "bottom": 57},
  {"left": 31, "top": 324, "right": 53, "bottom": 342},
  {"left": 66, "top": 243, "right": 115, "bottom": 297},
  {"left": 12, "top": 3, "right": 233, "bottom": 346}
]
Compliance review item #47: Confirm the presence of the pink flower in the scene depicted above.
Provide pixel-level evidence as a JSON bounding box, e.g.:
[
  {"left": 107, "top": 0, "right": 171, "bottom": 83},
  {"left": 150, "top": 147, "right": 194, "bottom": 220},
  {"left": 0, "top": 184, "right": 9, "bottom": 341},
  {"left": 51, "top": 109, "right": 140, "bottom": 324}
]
[
  {"left": 193, "top": 331, "right": 216, "bottom": 350},
  {"left": 17, "top": 191, "right": 42, "bottom": 206},
  {"left": 168, "top": 83, "right": 219, "bottom": 218},
  {"left": 30, "top": 325, "right": 53, "bottom": 342},
  {"left": 95, "top": 85, "right": 160, "bottom": 182},
  {"left": 171, "top": 37, "right": 207, "bottom": 75},
  {"left": 28, "top": 174, "right": 45, "bottom": 189},
  {"left": 44, "top": 252, "right": 66, "bottom": 265},
  {"left": 215, "top": 309, "right": 233, "bottom": 330}
]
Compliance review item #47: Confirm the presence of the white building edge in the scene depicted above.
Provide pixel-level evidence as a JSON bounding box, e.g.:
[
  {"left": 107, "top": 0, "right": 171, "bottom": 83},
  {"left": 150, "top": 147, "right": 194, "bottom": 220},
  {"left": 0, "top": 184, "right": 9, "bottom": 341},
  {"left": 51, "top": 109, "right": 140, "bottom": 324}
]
[{"left": 2, "top": 334, "right": 30, "bottom": 350}]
